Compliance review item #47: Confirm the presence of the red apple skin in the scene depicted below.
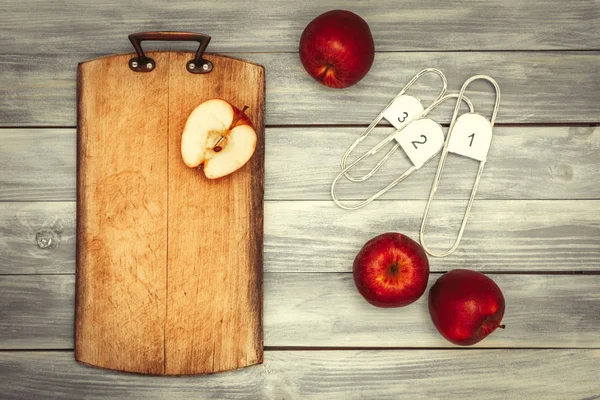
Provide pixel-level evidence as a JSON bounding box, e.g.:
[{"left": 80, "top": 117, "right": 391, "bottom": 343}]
[
  {"left": 429, "top": 269, "right": 506, "bottom": 346},
  {"left": 230, "top": 104, "right": 254, "bottom": 129},
  {"left": 353, "top": 233, "right": 429, "bottom": 308},
  {"left": 299, "top": 10, "right": 375, "bottom": 88}
]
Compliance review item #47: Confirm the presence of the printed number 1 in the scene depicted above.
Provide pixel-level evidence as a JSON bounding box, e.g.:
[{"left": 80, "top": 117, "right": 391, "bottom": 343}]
[
  {"left": 411, "top": 135, "right": 427, "bottom": 149},
  {"left": 468, "top": 133, "right": 475, "bottom": 147},
  {"left": 398, "top": 112, "right": 409, "bottom": 123}
]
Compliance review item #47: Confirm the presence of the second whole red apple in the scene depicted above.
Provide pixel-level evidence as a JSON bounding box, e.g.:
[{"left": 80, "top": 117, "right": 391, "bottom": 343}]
[{"left": 353, "top": 232, "right": 430, "bottom": 308}]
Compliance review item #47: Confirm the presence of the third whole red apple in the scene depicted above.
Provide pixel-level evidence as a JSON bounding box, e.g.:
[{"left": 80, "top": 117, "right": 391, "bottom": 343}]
[{"left": 429, "top": 269, "right": 506, "bottom": 346}]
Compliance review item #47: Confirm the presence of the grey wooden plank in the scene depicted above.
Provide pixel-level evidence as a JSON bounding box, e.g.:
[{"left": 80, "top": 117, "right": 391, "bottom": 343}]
[
  {"left": 1, "top": 201, "right": 598, "bottom": 274},
  {"left": 265, "top": 200, "right": 600, "bottom": 273},
  {"left": 1, "top": 350, "right": 599, "bottom": 399},
  {"left": 0, "top": 129, "right": 76, "bottom": 201},
  {"left": 0, "top": 276, "right": 74, "bottom": 349},
  {"left": 1, "top": 52, "right": 599, "bottom": 126},
  {"left": 0, "top": 202, "right": 75, "bottom": 274},
  {"left": 265, "top": 350, "right": 599, "bottom": 400},
  {"left": 1, "top": 0, "right": 598, "bottom": 54},
  {"left": 2, "top": 126, "right": 599, "bottom": 201},
  {"left": 265, "top": 273, "right": 600, "bottom": 348},
  {"left": 270, "top": 125, "right": 600, "bottom": 201},
  {"left": 0, "top": 351, "right": 262, "bottom": 399},
  {"left": 1, "top": 274, "right": 599, "bottom": 349}
]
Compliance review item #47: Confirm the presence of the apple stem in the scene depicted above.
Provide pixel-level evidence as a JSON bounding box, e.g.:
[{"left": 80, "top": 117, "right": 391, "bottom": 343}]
[
  {"left": 230, "top": 105, "right": 250, "bottom": 128},
  {"left": 214, "top": 105, "right": 250, "bottom": 151},
  {"left": 498, "top": 324, "right": 506, "bottom": 329}
]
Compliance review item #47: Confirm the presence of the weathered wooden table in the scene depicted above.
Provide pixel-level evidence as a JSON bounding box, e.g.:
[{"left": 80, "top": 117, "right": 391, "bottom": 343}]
[{"left": 1, "top": 1, "right": 599, "bottom": 398}]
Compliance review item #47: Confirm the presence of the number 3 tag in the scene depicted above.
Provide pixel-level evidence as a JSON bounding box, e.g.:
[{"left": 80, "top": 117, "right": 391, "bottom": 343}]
[
  {"left": 447, "top": 113, "right": 493, "bottom": 162},
  {"left": 394, "top": 119, "right": 445, "bottom": 169},
  {"left": 382, "top": 95, "right": 424, "bottom": 130}
]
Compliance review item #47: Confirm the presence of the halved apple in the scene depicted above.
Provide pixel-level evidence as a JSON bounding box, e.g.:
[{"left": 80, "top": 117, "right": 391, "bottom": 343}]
[{"left": 181, "top": 99, "right": 257, "bottom": 179}]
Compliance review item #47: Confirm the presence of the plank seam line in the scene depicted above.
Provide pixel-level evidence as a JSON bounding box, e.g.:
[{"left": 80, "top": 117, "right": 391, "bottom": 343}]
[
  {"left": 2, "top": 271, "right": 600, "bottom": 277},
  {"left": 0, "top": 123, "right": 598, "bottom": 130},
  {"left": 3, "top": 198, "right": 600, "bottom": 204},
  {"left": 263, "top": 346, "right": 600, "bottom": 351},
  {"left": 3, "top": 50, "right": 600, "bottom": 57},
  {"left": 0, "top": 347, "right": 598, "bottom": 353},
  {"left": 262, "top": 199, "right": 600, "bottom": 203},
  {"left": 164, "top": 51, "right": 170, "bottom": 375}
]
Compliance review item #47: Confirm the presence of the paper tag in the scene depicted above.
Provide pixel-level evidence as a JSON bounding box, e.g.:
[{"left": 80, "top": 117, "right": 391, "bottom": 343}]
[
  {"left": 382, "top": 95, "right": 424, "bottom": 129},
  {"left": 395, "top": 118, "right": 445, "bottom": 169},
  {"left": 447, "top": 113, "right": 493, "bottom": 162}
]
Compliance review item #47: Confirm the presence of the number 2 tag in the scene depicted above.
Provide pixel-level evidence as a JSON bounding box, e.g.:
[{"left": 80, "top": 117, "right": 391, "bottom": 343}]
[
  {"left": 447, "top": 113, "right": 493, "bottom": 162},
  {"left": 382, "top": 95, "right": 424, "bottom": 130},
  {"left": 394, "top": 119, "right": 445, "bottom": 169}
]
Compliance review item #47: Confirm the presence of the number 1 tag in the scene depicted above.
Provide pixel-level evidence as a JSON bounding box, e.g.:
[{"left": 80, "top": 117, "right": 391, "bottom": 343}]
[
  {"left": 395, "top": 119, "right": 445, "bottom": 169},
  {"left": 382, "top": 95, "right": 424, "bottom": 130},
  {"left": 447, "top": 113, "right": 493, "bottom": 162}
]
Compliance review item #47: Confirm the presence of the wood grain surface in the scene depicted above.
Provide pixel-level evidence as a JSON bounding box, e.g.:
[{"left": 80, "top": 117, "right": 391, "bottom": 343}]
[
  {"left": 1, "top": 350, "right": 599, "bottom": 399},
  {"left": 1, "top": 0, "right": 599, "bottom": 397},
  {"left": 1, "top": 126, "right": 598, "bottom": 202},
  {"left": 264, "top": 200, "right": 600, "bottom": 273},
  {"left": 2, "top": 0, "right": 598, "bottom": 53},
  {"left": 2, "top": 52, "right": 599, "bottom": 126},
  {"left": 0, "top": 202, "right": 76, "bottom": 274},
  {"left": 164, "top": 53, "right": 265, "bottom": 375},
  {"left": 1, "top": 200, "right": 599, "bottom": 275},
  {"left": 2, "top": 274, "right": 599, "bottom": 349},
  {"left": 76, "top": 52, "right": 170, "bottom": 375},
  {"left": 75, "top": 52, "right": 264, "bottom": 375}
]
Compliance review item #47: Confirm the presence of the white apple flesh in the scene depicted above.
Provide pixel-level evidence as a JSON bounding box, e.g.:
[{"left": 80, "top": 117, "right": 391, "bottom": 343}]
[{"left": 181, "top": 99, "right": 257, "bottom": 179}]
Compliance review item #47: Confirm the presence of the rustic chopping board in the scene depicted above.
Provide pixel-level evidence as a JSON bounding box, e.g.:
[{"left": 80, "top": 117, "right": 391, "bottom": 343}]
[{"left": 75, "top": 32, "right": 265, "bottom": 376}]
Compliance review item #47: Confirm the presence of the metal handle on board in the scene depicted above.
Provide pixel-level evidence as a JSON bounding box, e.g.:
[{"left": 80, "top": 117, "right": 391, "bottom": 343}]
[{"left": 128, "top": 31, "right": 213, "bottom": 74}]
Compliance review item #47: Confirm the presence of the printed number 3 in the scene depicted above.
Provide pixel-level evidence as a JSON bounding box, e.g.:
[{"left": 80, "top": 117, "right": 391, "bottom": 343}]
[
  {"left": 411, "top": 135, "right": 427, "bottom": 149},
  {"left": 398, "top": 112, "right": 409, "bottom": 123},
  {"left": 468, "top": 133, "right": 475, "bottom": 147}
]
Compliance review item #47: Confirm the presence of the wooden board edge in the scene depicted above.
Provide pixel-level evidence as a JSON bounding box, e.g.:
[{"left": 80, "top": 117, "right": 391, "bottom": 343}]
[
  {"left": 43, "top": 353, "right": 265, "bottom": 378},
  {"left": 162, "top": 359, "right": 265, "bottom": 377},
  {"left": 75, "top": 358, "right": 174, "bottom": 377},
  {"left": 74, "top": 62, "right": 85, "bottom": 362},
  {"left": 76, "top": 357, "right": 264, "bottom": 377},
  {"left": 250, "top": 64, "right": 265, "bottom": 364},
  {"left": 77, "top": 52, "right": 134, "bottom": 65},
  {"left": 205, "top": 52, "right": 266, "bottom": 70}
]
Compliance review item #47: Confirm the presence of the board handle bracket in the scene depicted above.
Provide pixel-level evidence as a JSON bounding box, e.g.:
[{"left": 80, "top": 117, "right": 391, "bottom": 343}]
[{"left": 128, "top": 31, "right": 213, "bottom": 74}]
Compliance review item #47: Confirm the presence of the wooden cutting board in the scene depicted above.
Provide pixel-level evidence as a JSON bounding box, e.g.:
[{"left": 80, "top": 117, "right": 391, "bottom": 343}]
[{"left": 75, "top": 32, "right": 264, "bottom": 376}]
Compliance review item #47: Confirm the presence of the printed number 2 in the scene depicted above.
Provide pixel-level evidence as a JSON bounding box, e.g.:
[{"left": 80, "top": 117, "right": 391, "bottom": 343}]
[
  {"left": 398, "top": 112, "right": 409, "bottom": 123},
  {"left": 468, "top": 133, "right": 475, "bottom": 147},
  {"left": 411, "top": 135, "right": 427, "bottom": 149}
]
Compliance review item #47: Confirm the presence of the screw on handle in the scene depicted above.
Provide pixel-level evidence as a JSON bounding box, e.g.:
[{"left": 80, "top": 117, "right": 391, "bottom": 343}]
[{"left": 128, "top": 31, "right": 213, "bottom": 74}]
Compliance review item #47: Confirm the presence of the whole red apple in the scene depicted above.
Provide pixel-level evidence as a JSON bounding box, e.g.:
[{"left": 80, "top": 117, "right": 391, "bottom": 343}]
[
  {"left": 299, "top": 10, "right": 375, "bottom": 88},
  {"left": 429, "top": 269, "right": 505, "bottom": 346},
  {"left": 353, "top": 233, "right": 429, "bottom": 307}
]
